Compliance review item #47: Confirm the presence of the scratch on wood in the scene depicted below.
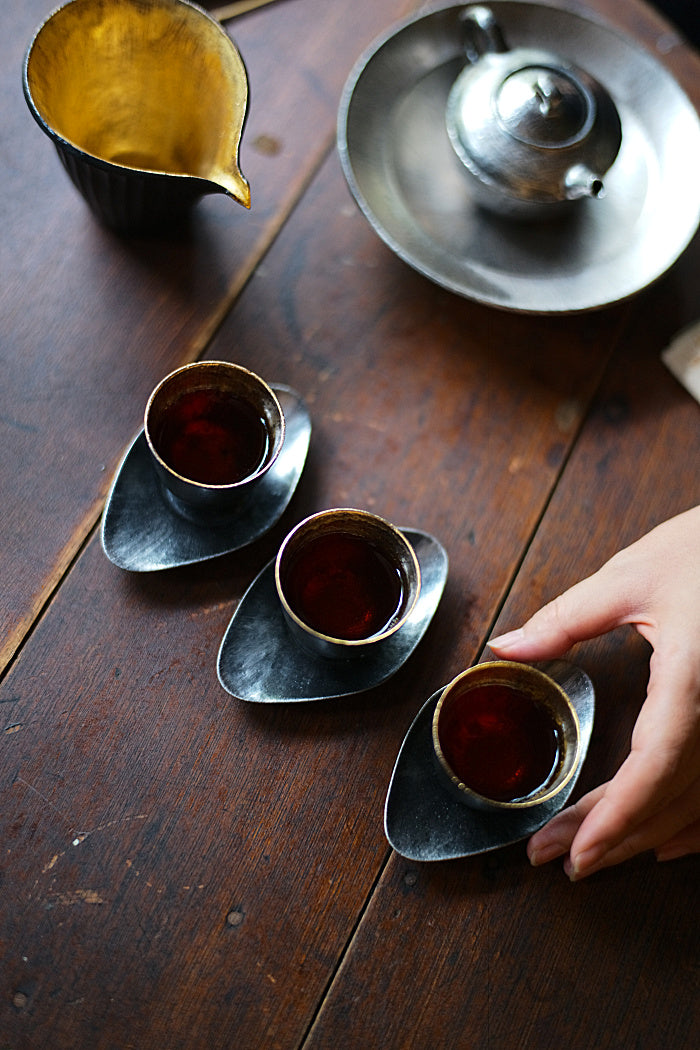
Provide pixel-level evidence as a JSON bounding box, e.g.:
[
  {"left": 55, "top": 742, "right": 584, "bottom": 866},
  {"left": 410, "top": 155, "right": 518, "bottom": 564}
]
[
  {"left": 73, "top": 813, "right": 149, "bottom": 843},
  {"left": 49, "top": 889, "right": 105, "bottom": 906},
  {"left": 35, "top": 814, "right": 150, "bottom": 875},
  {"left": 42, "top": 854, "right": 60, "bottom": 873},
  {"left": 14, "top": 776, "right": 72, "bottom": 827}
]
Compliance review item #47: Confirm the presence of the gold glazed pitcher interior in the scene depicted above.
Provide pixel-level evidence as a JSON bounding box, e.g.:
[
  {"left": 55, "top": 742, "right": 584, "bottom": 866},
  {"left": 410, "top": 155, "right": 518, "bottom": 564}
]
[{"left": 23, "top": 0, "right": 250, "bottom": 232}]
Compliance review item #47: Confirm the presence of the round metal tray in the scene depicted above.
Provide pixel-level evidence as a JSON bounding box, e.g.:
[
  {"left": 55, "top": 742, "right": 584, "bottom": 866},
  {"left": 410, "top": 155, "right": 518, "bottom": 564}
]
[{"left": 338, "top": 1, "right": 700, "bottom": 313}]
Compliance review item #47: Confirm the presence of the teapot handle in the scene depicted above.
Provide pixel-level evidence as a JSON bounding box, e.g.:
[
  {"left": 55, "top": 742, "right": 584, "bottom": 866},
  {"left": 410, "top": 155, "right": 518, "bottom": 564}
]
[{"left": 459, "top": 5, "right": 508, "bottom": 62}]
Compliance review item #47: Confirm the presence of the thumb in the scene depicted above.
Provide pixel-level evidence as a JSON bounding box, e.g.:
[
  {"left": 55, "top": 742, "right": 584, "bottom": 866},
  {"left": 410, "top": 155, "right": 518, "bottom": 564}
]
[{"left": 489, "top": 562, "right": 637, "bottom": 661}]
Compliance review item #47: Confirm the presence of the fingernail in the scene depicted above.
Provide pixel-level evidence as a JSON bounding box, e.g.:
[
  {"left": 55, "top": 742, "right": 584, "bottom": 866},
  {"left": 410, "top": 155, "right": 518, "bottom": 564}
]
[
  {"left": 489, "top": 628, "right": 524, "bottom": 651},
  {"left": 528, "top": 842, "right": 567, "bottom": 866},
  {"left": 566, "top": 860, "right": 583, "bottom": 882},
  {"left": 566, "top": 847, "right": 603, "bottom": 881}
]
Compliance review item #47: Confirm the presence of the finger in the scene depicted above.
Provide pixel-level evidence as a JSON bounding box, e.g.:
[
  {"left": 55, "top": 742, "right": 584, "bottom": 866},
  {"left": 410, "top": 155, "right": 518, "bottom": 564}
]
[
  {"left": 566, "top": 751, "right": 677, "bottom": 877},
  {"left": 566, "top": 777, "right": 700, "bottom": 878},
  {"left": 489, "top": 562, "right": 637, "bottom": 661},
  {"left": 527, "top": 786, "right": 605, "bottom": 866},
  {"left": 655, "top": 815, "right": 700, "bottom": 862},
  {"left": 567, "top": 657, "right": 700, "bottom": 876}
]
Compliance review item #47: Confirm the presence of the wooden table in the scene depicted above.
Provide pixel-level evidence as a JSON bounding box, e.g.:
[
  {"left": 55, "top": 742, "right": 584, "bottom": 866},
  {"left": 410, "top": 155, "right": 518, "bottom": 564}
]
[{"left": 2, "top": 1, "right": 698, "bottom": 1046}]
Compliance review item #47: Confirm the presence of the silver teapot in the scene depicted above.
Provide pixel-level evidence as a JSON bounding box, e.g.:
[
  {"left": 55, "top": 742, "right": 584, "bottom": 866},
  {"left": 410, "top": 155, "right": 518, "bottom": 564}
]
[{"left": 445, "top": 5, "right": 622, "bottom": 218}]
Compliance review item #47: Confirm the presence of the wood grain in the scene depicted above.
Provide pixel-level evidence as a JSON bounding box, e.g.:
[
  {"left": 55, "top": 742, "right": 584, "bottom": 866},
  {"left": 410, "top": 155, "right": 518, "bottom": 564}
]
[
  {"left": 0, "top": 131, "right": 631, "bottom": 1046},
  {"left": 212, "top": 0, "right": 287, "bottom": 20},
  {"left": 1, "top": 1, "right": 698, "bottom": 1048},
  {"left": 304, "top": 229, "right": 700, "bottom": 1050},
  {"left": 0, "top": 0, "right": 417, "bottom": 672}
]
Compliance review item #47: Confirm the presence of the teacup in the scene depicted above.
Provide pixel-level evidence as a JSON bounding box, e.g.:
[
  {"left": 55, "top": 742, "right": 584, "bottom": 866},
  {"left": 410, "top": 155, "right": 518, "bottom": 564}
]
[
  {"left": 432, "top": 661, "right": 580, "bottom": 811},
  {"left": 275, "top": 509, "right": 421, "bottom": 659},
  {"left": 144, "top": 361, "right": 284, "bottom": 522},
  {"left": 23, "top": 0, "right": 250, "bottom": 232}
]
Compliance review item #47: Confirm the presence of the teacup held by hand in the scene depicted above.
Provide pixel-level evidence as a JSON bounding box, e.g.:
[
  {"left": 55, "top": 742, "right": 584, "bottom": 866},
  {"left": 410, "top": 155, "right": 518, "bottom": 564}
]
[{"left": 432, "top": 661, "right": 580, "bottom": 811}]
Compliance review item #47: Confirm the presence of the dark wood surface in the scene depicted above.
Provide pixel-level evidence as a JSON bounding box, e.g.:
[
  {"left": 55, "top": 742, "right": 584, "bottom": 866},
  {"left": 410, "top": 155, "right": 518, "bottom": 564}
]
[{"left": 1, "top": 1, "right": 698, "bottom": 1048}]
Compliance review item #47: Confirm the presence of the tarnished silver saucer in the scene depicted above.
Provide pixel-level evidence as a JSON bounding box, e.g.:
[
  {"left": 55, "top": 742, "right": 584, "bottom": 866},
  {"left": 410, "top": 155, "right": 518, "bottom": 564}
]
[
  {"left": 217, "top": 529, "right": 448, "bottom": 702},
  {"left": 338, "top": 1, "right": 700, "bottom": 313},
  {"left": 101, "top": 385, "right": 311, "bottom": 571},
  {"left": 384, "top": 659, "right": 595, "bottom": 860}
]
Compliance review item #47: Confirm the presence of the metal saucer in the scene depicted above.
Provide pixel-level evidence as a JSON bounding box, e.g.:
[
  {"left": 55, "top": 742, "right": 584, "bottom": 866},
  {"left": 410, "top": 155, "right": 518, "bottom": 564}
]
[
  {"left": 100, "top": 385, "right": 311, "bottom": 572},
  {"left": 337, "top": 1, "right": 700, "bottom": 313},
  {"left": 384, "top": 659, "right": 595, "bottom": 860},
  {"left": 217, "top": 529, "right": 448, "bottom": 702}
]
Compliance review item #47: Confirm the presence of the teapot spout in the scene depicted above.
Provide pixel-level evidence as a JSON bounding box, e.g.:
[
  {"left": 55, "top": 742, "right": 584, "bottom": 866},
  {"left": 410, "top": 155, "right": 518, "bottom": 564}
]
[{"left": 564, "top": 164, "right": 605, "bottom": 201}]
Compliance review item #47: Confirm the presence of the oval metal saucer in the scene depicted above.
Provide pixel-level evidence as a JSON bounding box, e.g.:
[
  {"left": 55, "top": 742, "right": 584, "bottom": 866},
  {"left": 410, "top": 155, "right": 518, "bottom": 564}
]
[
  {"left": 217, "top": 529, "right": 448, "bottom": 702},
  {"left": 337, "top": 1, "right": 700, "bottom": 313},
  {"left": 384, "top": 659, "right": 594, "bottom": 860},
  {"left": 101, "top": 385, "right": 311, "bottom": 572}
]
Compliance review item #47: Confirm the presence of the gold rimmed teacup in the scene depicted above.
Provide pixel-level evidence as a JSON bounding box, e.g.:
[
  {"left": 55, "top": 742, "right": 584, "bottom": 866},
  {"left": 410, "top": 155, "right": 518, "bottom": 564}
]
[
  {"left": 275, "top": 509, "right": 421, "bottom": 660},
  {"left": 144, "top": 361, "right": 284, "bottom": 522},
  {"left": 432, "top": 661, "right": 580, "bottom": 811}
]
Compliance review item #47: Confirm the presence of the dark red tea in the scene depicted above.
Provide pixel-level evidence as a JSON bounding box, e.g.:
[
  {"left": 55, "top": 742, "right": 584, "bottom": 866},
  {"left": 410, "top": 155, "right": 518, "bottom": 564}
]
[
  {"left": 438, "top": 682, "right": 560, "bottom": 802},
  {"left": 281, "top": 531, "right": 405, "bottom": 641},
  {"left": 153, "top": 388, "right": 269, "bottom": 486}
]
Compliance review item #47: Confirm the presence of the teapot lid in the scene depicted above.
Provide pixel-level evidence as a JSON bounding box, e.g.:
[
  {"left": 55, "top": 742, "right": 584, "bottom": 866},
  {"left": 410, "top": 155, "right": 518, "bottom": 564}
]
[{"left": 496, "top": 65, "right": 593, "bottom": 147}]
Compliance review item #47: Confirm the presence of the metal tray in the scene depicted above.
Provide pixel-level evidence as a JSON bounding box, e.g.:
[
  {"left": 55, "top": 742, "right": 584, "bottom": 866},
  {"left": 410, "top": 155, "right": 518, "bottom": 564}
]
[{"left": 338, "top": 1, "right": 700, "bottom": 313}]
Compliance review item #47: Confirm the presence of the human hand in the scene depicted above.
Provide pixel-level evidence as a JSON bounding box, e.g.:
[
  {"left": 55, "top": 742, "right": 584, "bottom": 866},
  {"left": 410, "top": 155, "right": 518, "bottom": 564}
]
[{"left": 489, "top": 505, "right": 700, "bottom": 879}]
